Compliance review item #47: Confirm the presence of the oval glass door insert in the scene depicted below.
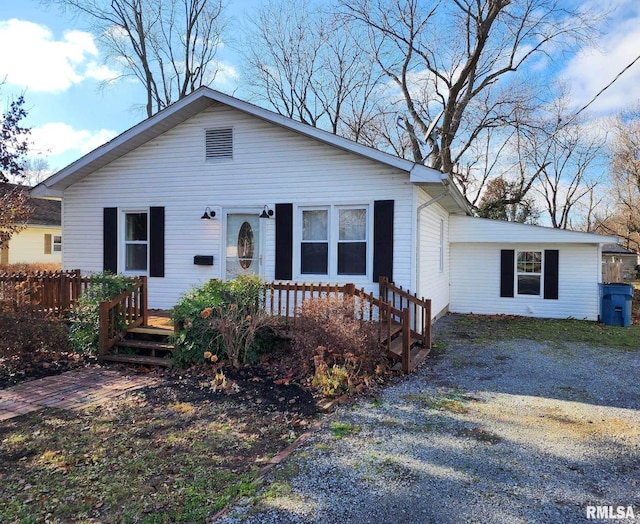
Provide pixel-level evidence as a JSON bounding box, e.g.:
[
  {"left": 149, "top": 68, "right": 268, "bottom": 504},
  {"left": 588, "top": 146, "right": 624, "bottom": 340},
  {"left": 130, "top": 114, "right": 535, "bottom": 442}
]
[{"left": 237, "top": 221, "right": 255, "bottom": 269}]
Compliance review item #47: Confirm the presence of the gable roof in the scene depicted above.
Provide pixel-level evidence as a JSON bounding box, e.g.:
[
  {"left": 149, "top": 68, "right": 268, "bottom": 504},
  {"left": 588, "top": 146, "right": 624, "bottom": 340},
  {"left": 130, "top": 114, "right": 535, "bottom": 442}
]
[
  {"left": 450, "top": 215, "right": 617, "bottom": 244},
  {"left": 30, "top": 87, "right": 471, "bottom": 214},
  {"left": 0, "top": 183, "right": 61, "bottom": 226}
]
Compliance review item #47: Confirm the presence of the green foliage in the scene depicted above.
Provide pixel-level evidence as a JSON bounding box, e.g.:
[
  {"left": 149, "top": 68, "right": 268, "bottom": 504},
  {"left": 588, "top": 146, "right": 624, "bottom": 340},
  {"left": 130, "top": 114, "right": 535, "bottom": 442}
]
[
  {"left": 171, "top": 276, "right": 272, "bottom": 368},
  {"left": 67, "top": 272, "right": 137, "bottom": 354}
]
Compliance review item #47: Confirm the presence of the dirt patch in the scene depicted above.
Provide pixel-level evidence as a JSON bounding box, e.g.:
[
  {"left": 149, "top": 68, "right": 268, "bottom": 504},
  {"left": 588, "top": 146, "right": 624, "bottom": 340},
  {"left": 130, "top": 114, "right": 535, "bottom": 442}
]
[{"left": 0, "top": 350, "right": 94, "bottom": 389}]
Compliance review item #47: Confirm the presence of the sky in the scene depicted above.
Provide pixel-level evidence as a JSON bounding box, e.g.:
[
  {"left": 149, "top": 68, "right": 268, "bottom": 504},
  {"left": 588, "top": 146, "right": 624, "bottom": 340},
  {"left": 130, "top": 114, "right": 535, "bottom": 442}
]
[{"left": 2, "top": 0, "right": 640, "bottom": 173}]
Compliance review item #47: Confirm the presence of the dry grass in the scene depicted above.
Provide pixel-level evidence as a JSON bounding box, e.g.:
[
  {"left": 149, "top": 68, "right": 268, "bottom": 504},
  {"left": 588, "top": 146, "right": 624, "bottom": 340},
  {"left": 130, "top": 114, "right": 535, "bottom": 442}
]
[{"left": 0, "top": 262, "right": 62, "bottom": 273}]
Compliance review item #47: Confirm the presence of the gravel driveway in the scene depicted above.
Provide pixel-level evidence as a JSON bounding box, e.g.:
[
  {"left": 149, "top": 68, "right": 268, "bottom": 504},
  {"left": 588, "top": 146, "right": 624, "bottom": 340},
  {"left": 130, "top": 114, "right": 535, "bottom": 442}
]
[{"left": 219, "top": 315, "right": 640, "bottom": 524}]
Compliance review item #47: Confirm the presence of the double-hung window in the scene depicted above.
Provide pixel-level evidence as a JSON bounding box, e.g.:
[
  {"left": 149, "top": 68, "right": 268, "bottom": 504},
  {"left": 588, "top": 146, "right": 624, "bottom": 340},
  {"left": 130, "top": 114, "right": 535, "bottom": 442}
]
[
  {"left": 124, "top": 211, "right": 148, "bottom": 272},
  {"left": 300, "top": 205, "right": 368, "bottom": 277},
  {"left": 516, "top": 251, "right": 542, "bottom": 296},
  {"left": 53, "top": 235, "right": 62, "bottom": 252},
  {"left": 301, "top": 209, "right": 329, "bottom": 274}
]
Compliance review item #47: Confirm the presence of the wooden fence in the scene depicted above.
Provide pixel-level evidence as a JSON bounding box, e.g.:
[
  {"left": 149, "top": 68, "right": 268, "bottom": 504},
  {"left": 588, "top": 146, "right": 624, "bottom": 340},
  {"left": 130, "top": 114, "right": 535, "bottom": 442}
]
[
  {"left": 264, "top": 278, "right": 432, "bottom": 373},
  {"left": 602, "top": 261, "right": 623, "bottom": 283},
  {"left": 0, "top": 269, "right": 92, "bottom": 316}
]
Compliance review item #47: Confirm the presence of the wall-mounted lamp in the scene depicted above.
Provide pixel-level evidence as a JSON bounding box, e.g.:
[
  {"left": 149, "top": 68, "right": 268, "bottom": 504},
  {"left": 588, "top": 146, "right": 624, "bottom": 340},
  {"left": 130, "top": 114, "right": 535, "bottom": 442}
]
[
  {"left": 201, "top": 206, "right": 216, "bottom": 220},
  {"left": 259, "top": 205, "right": 274, "bottom": 219}
]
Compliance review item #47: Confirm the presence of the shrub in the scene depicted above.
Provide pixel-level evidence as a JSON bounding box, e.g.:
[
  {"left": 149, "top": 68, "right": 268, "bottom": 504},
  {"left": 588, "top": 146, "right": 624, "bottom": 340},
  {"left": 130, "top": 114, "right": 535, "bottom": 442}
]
[
  {"left": 0, "top": 309, "right": 69, "bottom": 358},
  {"left": 289, "top": 294, "right": 388, "bottom": 397},
  {"left": 171, "top": 276, "right": 276, "bottom": 368},
  {"left": 67, "top": 272, "right": 137, "bottom": 354}
]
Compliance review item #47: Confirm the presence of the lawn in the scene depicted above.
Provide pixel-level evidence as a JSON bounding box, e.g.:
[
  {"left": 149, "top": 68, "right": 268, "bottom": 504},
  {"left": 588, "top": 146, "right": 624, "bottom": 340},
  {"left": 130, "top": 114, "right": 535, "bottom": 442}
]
[
  {"left": 446, "top": 314, "right": 640, "bottom": 349},
  {"left": 0, "top": 367, "right": 319, "bottom": 523},
  {"left": 1, "top": 309, "right": 638, "bottom": 522}
]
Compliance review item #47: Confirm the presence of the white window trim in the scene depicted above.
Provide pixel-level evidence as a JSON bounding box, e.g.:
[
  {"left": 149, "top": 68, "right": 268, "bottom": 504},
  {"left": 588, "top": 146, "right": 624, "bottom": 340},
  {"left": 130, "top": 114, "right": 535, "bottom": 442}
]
[
  {"left": 515, "top": 250, "right": 543, "bottom": 297},
  {"left": 119, "top": 209, "right": 149, "bottom": 275},
  {"left": 204, "top": 127, "right": 234, "bottom": 163},
  {"left": 295, "top": 204, "right": 371, "bottom": 281},
  {"left": 53, "top": 235, "right": 62, "bottom": 253}
]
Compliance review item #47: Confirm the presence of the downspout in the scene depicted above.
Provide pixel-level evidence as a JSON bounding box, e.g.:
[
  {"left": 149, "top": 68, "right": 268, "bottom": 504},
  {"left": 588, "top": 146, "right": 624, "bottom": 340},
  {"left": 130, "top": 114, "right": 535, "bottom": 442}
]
[{"left": 415, "top": 178, "right": 450, "bottom": 301}]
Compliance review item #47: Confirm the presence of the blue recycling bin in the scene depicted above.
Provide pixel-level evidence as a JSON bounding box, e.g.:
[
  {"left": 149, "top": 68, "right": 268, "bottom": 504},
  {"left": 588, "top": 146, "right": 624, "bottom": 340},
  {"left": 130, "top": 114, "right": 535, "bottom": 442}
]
[{"left": 600, "top": 283, "right": 634, "bottom": 327}]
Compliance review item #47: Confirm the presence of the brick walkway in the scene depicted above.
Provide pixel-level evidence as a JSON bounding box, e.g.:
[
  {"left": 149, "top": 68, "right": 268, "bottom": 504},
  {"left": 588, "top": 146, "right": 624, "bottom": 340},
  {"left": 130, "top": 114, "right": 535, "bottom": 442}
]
[{"left": 0, "top": 367, "right": 161, "bottom": 421}]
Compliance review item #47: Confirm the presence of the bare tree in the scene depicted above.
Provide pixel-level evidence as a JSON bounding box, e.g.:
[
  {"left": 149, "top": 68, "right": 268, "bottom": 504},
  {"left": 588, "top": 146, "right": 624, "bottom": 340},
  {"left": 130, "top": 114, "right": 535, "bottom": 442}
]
[
  {"left": 50, "top": 0, "right": 227, "bottom": 117},
  {"left": 522, "top": 98, "right": 607, "bottom": 229},
  {"left": 20, "top": 157, "right": 52, "bottom": 187},
  {"left": 241, "top": 0, "right": 381, "bottom": 140},
  {"left": 597, "top": 109, "right": 640, "bottom": 251},
  {"left": 339, "top": 0, "right": 603, "bottom": 197}
]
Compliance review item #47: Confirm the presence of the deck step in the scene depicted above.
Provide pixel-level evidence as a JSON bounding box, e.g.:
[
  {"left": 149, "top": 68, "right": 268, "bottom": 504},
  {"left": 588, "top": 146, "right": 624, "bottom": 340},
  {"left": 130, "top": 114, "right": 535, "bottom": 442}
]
[
  {"left": 101, "top": 354, "right": 173, "bottom": 367},
  {"left": 115, "top": 339, "right": 174, "bottom": 351},
  {"left": 387, "top": 335, "right": 421, "bottom": 358},
  {"left": 379, "top": 324, "right": 403, "bottom": 342},
  {"left": 390, "top": 345, "right": 431, "bottom": 372},
  {"left": 129, "top": 326, "right": 174, "bottom": 336}
]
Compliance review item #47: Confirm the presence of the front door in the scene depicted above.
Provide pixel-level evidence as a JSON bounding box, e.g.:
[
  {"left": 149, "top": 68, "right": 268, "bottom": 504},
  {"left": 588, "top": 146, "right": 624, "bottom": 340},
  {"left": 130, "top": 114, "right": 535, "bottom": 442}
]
[{"left": 225, "top": 213, "right": 261, "bottom": 279}]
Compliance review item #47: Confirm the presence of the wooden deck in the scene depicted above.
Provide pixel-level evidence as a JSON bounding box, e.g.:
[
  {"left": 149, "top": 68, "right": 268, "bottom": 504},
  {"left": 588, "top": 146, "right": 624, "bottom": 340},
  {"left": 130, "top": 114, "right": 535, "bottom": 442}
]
[{"left": 146, "top": 310, "right": 174, "bottom": 331}]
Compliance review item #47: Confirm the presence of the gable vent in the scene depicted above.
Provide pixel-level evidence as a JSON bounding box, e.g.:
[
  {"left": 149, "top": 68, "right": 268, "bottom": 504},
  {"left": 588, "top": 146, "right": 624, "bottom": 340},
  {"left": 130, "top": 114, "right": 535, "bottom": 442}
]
[{"left": 205, "top": 128, "right": 233, "bottom": 160}]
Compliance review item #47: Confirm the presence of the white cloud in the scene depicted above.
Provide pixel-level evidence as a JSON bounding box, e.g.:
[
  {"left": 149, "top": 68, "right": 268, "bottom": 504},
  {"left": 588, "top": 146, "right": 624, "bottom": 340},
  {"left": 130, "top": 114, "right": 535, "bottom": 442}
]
[
  {"left": 560, "top": 4, "right": 640, "bottom": 115},
  {"left": 29, "top": 122, "right": 116, "bottom": 158},
  {"left": 0, "top": 19, "right": 118, "bottom": 92}
]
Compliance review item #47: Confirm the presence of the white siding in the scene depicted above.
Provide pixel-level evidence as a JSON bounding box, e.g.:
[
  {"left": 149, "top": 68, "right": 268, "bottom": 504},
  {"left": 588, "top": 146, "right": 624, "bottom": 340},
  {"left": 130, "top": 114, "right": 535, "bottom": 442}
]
[
  {"left": 63, "top": 105, "right": 415, "bottom": 308},
  {"left": 450, "top": 242, "right": 601, "bottom": 320},
  {"left": 416, "top": 188, "right": 450, "bottom": 318},
  {"left": 6, "top": 226, "right": 62, "bottom": 265}
]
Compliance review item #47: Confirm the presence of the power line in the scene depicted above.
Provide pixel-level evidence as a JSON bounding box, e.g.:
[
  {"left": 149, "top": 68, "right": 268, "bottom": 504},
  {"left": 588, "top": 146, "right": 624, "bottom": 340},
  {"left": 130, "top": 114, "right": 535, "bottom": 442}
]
[{"left": 561, "top": 52, "right": 640, "bottom": 129}]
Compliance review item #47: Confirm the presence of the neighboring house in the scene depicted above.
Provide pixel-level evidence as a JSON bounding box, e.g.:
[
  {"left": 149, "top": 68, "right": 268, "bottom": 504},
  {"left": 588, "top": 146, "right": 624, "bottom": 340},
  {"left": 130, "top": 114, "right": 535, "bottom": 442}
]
[
  {"left": 31, "top": 87, "right": 615, "bottom": 320},
  {"left": 602, "top": 243, "right": 639, "bottom": 281},
  {"left": 0, "top": 183, "right": 62, "bottom": 266}
]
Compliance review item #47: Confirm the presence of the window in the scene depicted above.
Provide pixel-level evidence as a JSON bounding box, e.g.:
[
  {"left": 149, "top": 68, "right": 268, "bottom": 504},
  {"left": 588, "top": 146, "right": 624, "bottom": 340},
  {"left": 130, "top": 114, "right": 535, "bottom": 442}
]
[
  {"left": 300, "top": 206, "right": 368, "bottom": 277},
  {"left": 338, "top": 208, "right": 366, "bottom": 275},
  {"left": 301, "top": 209, "right": 328, "bottom": 274},
  {"left": 53, "top": 235, "right": 62, "bottom": 252},
  {"left": 124, "top": 212, "right": 148, "bottom": 272},
  {"left": 205, "top": 128, "right": 233, "bottom": 160},
  {"left": 516, "top": 251, "right": 542, "bottom": 295}
]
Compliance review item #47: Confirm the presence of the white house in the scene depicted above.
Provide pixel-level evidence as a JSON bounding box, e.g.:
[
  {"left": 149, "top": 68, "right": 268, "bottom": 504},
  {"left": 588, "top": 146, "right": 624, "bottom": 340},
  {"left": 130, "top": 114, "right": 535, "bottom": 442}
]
[{"left": 31, "top": 87, "right": 615, "bottom": 320}]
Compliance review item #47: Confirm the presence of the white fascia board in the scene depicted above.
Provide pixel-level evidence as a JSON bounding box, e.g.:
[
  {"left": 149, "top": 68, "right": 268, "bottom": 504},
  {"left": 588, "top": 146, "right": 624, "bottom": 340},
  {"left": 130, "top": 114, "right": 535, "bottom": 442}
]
[{"left": 450, "top": 215, "right": 619, "bottom": 244}]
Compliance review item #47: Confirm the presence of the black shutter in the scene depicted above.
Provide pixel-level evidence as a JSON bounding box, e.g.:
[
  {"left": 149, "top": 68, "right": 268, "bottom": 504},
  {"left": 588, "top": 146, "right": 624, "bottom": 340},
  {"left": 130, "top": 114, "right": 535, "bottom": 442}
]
[
  {"left": 103, "top": 208, "right": 118, "bottom": 273},
  {"left": 544, "top": 249, "right": 559, "bottom": 300},
  {"left": 149, "top": 206, "right": 165, "bottom": 278},
  {"left": 275, "top": 203, "right": 293, "bottom": 280},
  {"left": 373, "top": 200, "right": 394, "bottom": 283},
  {"left": 500, "top": 249, "right": 515, "bottom": 298}
]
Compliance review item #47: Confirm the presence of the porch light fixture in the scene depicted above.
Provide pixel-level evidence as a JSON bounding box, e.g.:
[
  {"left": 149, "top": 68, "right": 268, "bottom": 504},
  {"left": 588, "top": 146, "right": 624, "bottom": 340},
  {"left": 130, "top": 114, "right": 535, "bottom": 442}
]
[
  {"left": 201, "top": 207, "right": 216, "bottom": 220},
  {"left": 259, "top": 205, "right": 274, "bottom": 219}
]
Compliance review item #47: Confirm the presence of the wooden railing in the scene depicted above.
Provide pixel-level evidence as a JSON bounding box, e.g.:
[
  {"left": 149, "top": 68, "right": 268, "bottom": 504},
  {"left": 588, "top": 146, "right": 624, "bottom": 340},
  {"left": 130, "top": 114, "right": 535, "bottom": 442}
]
[
  {"left": 265, "top": 278, "right": 432, "bottom": 373},
  {"left": 0, "top": 269, "right": 92, "bottom": 316},
  {"left": 98, "top": 276, "right": 148, "bottom": 357},
  {"left": 379, "top": 276, "right": 432, "bottom": 351}
]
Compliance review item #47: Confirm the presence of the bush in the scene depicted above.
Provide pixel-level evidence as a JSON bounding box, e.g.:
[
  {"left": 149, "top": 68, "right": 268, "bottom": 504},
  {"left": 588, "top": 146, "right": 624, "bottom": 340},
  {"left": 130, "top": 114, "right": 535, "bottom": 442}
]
[
  {"left": 67, "top": 272, "right": 137, "bottom": 354},
  {"left": 289, "top": 295, "right": 388, "bottom": 397},
  {"left": 171, "top": 276, "right": 276, "bottom": 368},
  {"left": 0, "top": 309, "right": 69, "bottom": 357}
]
